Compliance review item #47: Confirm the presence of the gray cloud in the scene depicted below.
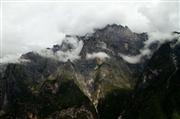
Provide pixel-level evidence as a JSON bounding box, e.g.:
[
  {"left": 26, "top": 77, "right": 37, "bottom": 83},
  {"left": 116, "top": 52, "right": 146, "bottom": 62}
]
[{"left": 0, "top": 1, "right": 179, "bottom": 63}]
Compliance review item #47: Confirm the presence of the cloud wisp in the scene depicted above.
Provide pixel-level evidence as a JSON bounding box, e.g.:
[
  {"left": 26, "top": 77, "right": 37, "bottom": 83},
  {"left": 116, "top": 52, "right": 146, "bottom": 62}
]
[
  {"left": 39, "top": 36, "right": 84, "bottom": 62},
  {"left": 86, "top": 52, "right": 110, "bottom": 60},
  {"left": 119, "top": 32, "right": 180, "bottom": 64}
]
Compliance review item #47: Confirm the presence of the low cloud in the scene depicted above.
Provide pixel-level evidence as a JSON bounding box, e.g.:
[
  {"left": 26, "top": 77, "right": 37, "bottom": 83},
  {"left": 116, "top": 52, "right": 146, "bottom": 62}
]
[
  {"left": 0, "top": 54, "right": 21, "bottom": 64},
  {"left": 119, "top": 31, "right": 180, "bottom": 64},
  {"left": 118, "top": 53, "right": 142, "bottom": 64},
  {"left": 86, "top": 52, "right": 110, "bottom": 60},
  {"left": 39, "top": 36, "right": 83, "bottom": 62}
]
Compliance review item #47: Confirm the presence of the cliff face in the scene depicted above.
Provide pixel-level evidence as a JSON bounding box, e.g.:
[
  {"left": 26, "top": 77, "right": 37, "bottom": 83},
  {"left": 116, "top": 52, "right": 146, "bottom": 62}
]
[
  {"left": 0, "top": 24, "right": 179, "bottom": 119},
  {"left": 123, "top": 41, "right": 180, "bottom": 119}
]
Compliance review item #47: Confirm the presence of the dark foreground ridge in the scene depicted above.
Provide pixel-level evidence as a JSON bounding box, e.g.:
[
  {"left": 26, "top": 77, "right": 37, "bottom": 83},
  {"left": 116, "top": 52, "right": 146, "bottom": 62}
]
[{"left": 0, "top": 24, "right": 180, "bottom": 119}]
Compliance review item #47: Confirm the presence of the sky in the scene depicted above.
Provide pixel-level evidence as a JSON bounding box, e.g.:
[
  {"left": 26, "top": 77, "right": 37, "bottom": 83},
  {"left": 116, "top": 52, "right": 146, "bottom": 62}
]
[{"left": 0, "top": 0, "right": 180, "bottom": 63}]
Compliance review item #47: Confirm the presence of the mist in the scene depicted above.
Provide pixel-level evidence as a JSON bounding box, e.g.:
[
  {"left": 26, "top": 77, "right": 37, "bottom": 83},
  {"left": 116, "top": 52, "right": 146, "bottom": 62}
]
[{"left": 0, "top": 1, "right": 179, "bottom": 63}]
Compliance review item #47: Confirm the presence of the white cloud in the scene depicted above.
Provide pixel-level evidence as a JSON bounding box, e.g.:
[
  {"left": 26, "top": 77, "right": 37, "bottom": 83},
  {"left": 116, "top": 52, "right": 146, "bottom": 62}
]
[
  {"left": 119, "top": 53, "right": 142, "bottom": 64},
  {"left": 119, "top": 31, "right": 180, "bottom": 64},
  {"left": 0, "top": 1, "right": 179, "bottom": 63},
  {"left": 39, "top": 36, "right": 83, "bottom": 62},
  {"left": 0, "top": 54, "right": 21, "bottom": 64},
  {"left": 139, "top": 2, "right": 180, "bottom": 32},
  {"left": 147, "top": 32, "right": 180, "bottom": 45},
  {"left": 86, "top": 52, "right": 110, "bottom": 60},
  {"left": 0, "top": 54, "right": 30, "bottom": 64}
]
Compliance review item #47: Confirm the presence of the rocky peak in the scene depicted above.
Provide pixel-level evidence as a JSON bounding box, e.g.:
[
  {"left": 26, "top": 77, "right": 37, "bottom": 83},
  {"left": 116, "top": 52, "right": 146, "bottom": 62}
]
[{"left": 80, "top": 24, "right": 148, "bottom": 60}]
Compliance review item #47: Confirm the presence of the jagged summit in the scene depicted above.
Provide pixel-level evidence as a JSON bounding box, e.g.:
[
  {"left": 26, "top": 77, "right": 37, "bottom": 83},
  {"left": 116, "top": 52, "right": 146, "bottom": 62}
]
[
  {"left": 93, "top": 24, "right": 132, "bottom": 33},
  {"left": 80, "top": 24, "right": 148, "bottom": 60},
  {"left": 17, "top": 24, "right": 148, "bottom": 64}
]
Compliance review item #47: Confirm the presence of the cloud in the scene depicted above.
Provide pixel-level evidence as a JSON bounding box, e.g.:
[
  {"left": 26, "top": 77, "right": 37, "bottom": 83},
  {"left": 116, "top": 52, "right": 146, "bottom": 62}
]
[
  {"left": 138, "top": 2, "right": 180, "bottom": 32},
  {"left": 119, "top": 31, "right": 180, "bottom": 64},
  {"left": 86, "top": 52, "right": 110, "bottom": 60},
  {"left": 0, "top": 54, "right": 21, "bottom": 64},
  {"left": 147, "top": 32, "right": 180, "bottom": 45},
  {"left": 0, "top": 54, "right": 30, "bottom": 64},
  {"left": 118, "top": 53, "right": 142, "bottom": 64},
  {"left": 0, "top": 1, "right": 179, "bottom": 63},
  {"left": 39, "top": 36, "right": 83, "bottom": 62}
]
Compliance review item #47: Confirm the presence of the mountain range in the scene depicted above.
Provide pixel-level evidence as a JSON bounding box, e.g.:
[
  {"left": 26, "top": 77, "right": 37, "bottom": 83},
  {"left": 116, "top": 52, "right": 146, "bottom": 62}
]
[{"left": 0, "top": 24, "right": 180, "bottom": 119}]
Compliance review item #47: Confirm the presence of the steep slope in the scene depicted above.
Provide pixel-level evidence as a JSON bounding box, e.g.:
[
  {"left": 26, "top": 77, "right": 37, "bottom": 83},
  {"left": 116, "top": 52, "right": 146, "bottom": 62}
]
[
  {"left": 123, "top": 40, "right": 180, "bottom": 119},
  {"left": 0, "top": 59, "right": 97, "bottom": 119}
]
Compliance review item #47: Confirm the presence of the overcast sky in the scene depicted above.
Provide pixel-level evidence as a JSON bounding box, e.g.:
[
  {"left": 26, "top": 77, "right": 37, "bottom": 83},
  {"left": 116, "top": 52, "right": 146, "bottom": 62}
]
[{"left": 0, "top": 0, "right": 179, "bottom": 62}]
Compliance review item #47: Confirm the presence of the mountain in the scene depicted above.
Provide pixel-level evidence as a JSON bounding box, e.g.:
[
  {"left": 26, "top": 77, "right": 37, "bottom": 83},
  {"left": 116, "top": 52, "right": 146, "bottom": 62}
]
[
  {"left": 0, "top": 24, "right": 179, "bottom": 119},
  {"left": 123, "top": 41, "right": 180, "bottom": 119}
]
